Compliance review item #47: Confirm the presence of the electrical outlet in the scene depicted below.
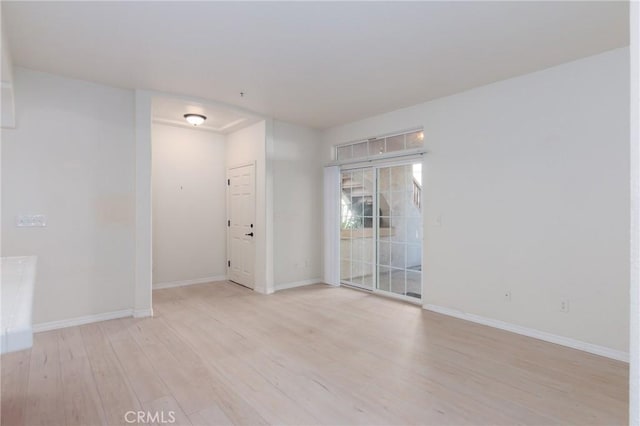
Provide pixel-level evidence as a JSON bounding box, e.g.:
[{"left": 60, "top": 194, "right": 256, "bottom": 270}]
[
  {"left": 504, "top": 290, "right": 511, "bottom": 302},
  {"left": 16, "top": 215, "right": 46, "bottom": 227},
  {"left": 560, "top": 299, "right": 570, "bottom": 313}
]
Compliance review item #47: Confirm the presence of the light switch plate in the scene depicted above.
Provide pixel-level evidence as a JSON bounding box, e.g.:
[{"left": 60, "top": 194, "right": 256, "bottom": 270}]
[{"left": 16, "top": 215, "right": 46, "bottom": 227}]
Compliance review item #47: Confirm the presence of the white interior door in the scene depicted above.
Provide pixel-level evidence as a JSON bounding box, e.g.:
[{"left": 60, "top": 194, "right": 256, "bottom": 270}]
[{"left": 228, "top": 164, "right": 255, "bottom": 289}]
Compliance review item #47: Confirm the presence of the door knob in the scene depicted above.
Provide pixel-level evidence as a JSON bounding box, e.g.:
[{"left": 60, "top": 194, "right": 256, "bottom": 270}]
[{"left": 245, "top": 232, "right": 254, "bottom": 237}]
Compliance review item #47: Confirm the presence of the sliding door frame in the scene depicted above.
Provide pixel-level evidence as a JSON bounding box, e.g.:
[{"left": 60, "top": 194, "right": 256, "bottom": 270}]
[{"left": 339, "top": 154, "right": 425, "bottom": 304}]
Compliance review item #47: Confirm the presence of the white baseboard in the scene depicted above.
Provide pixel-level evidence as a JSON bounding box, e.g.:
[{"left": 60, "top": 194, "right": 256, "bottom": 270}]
[
  {"left": 424, "top": 304, "right": 629, "bottom": 363},
  {"left": 275, "top": 278, "right": 323, "bottom": 291},
  {"left": 133, "top": 308, "right": 153, "bottom": 318},
  {"left": 33, "top": 309, "right": 134, "bottom": 333},
  {"left": 153, "top": 275, "right": 227, "bottom": 290}
]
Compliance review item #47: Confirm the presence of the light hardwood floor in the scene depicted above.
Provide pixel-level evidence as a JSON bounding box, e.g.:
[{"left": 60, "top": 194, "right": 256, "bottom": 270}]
[{"left": 1, "top": 282, "right": 628, "bottom": 425}]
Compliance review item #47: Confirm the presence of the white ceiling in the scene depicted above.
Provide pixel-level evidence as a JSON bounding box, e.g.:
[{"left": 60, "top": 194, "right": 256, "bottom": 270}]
[
  {"left": 152, "top": 96, "right": 261, "bottom": 134},
  {"left": 3, "top": 1, "right": 629, "bottom": 129}
]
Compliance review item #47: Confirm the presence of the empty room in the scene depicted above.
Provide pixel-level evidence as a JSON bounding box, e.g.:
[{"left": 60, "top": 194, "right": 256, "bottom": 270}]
[{"left": 1, "top": 1, "right": 639, "bottom": 425}]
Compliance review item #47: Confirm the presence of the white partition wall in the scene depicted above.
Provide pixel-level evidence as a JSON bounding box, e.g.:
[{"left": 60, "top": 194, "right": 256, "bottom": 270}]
[{"left": 134, "top": 90, "right": 153, "bottom": 317}]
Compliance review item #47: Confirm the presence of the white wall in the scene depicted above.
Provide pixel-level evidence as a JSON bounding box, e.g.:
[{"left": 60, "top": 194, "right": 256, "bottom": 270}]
[
  {"left": 1, "top": 19, "right": 15, "bottom": 128},
  {"left": 152, "top": 124, "right": 227, "bottom": 286},
  {"left": 272, "top": 120, "right": 323, "bottom": 288},
  {"left": 629, "top": 2, "right": 639, "bottom": 422},
  {"left": 134, "top": 90, "right": 153, "bottom": 317},
  {"left": 1, "top": 68, "right": 135, "bottom": 324},
  {"left": 322, "top": 48, "right": 630, "bottom": 354},
  {"left": 226, "top": 120, "right": 272, "bottom": 293}
]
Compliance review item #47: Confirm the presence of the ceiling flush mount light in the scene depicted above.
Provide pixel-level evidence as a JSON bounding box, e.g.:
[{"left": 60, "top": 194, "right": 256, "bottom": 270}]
[{"left": 184, "top": 113, "right": 206, "bottom": 126}]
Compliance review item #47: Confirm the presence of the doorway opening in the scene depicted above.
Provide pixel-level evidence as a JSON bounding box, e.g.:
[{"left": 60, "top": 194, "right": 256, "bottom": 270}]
[
  {"left": 148, "top": 94, "right": 266, "bottom": 310},
  {"left": 340, "top": 160, "right": 423, "bottom": 302}
]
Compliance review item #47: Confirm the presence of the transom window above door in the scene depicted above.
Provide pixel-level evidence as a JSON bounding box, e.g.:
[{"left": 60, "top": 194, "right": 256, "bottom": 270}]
[{"left": 335, "top": 129, "right": 424, "bottom": 162}]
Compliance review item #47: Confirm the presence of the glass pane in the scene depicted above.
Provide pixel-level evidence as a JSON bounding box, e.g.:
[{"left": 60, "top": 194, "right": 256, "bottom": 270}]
[
  {"left": 390, "top": 268, "right": 406, "bottom": 296},
  {"left": 406, "top": 165, "right": 414, "bottom": 186},
  {"left": 352, "top": 141, "right": 369, "bottom": 158},
  {"left": 362, "top": 263, "right": 375, "bottom": 288},
  {"left": 350, "top": 197, "right": 364, "bottom": 221},
  {"left": 337, "top": 145, "right": 352, "bottom": 161},
  {"left": 363, "top": 168, "right": 374, "bottom": 189},
  {"left": 362, "top": 169, "right": 375, "bottom": 223},
  {"left": 351, "top": 169, "right": 363, "bottom": 188},
  {"left": 390, "top": 191, "right": 406, "bottom": 217},
  {"left": 351, "top": 262, "right": 363, "bottom": 285},
  {"left": 378, "top": 240, "right": 390, "bottom": 266},
  {"left": 351, "top": 216, "right": 364, "bottom": 230},
  {"left": 378, "top": 191, "right": 391, "bottom": 217},
  {"left": 351, "top": 238, "right": 362, "bottom": 262},
  {"left": 406, "top": 270, "right": 421, "bottom": 298},
  {"left": 362, "top": 238, "right": 373, "bottom": 263},
  {"left": 406, "top": 244, "right": 421, "bottom": 269},
  {"left": 341, "top": 260, "right": 351, "bottom": 281},
  {"left": 408, "top": 192, "right": 421, "bottom": 217},
  {"left": 370, "top": 139, "right": 386, "bottom": 156},
  {"left": 406, "top": 218, "right": 422, "bottom": 244},
  {"left": 389, "top": 217, "right": 406, "bottom": 243},
  {"left": 341, "top": 171, "right": 353, "bottom": 285},
  {"left": 379, "top": 217, "right": 391, "bottom": 239},
  {"left": 412, "top": 163, "right": 422, "bottom": 183},
  {"left": 341, "top": 174, "right": 351, "bottom": 228},
  {"left": 390, "top": 243, "right": 406, "bottom": 269},
  {"left": 389, "top": 165, "right": 406, "bottom": 191},
  {"left": 341, "top": 203, "right": 350, "bottom": 228},
  {"left": 386, "top": 135, "right": 405, "bottom": 152},
  {"left": 377, "top": 266, "right": 390, "bottom": 292},
  {"left": 350, "top": 170, "right": 364, "bottom": 220},
  {"left": 340, "top": 230, "right": 351, "bottom": 259},
  {"left": 406, "top": 130, "right": 424, "bottom": 149},
  {"left": 378, "top": 167, "right": 390, "bottom": 192}
]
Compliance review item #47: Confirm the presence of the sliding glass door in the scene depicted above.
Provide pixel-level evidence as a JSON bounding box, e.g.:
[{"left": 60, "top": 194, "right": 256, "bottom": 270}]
[
  {"left": 377, "top": 163, "right": 423, "bottom": 299},
  {"left": 340, "top": 160, "right": 423, "bottom": 301},
  {"left": 340, "top": 169, "right": 375, "bottom": 290}
]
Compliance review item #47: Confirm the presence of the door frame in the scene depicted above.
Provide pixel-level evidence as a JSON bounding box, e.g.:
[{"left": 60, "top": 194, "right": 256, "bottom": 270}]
[{"left": 339, "top": 155, "right": 425, "bottom": 305}]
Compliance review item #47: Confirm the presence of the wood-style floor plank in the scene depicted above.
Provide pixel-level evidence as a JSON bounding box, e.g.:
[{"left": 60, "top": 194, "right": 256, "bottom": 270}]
[
  {"left": 0, "top": 348, "right": 31, "bottom": 426},
  {"left": 79, "top": 322, "right": 141, "bottom": 426},
  {"left": 25, "top": 331, "right": 65, "bottom": 426},
  {"left": 100, "top": 319, "right": 170, "bottom": 404},
  {"left": 188, "top": 403, "right": 233, "bottom": 426},
  {"left": 59, "top": 355, "right": 108, "bottom": 426},
  {"left": 0, "top": 281, "right": 629, "bottom": 425},
  {"left": 142, "top": 396, "right": 192, "bottom": 426},
  {"left": 57, "top": 325, "right": 109, "bottom": 425},
  {"left": 129, "top": 317, "right": 269, "bottom": 425}
]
